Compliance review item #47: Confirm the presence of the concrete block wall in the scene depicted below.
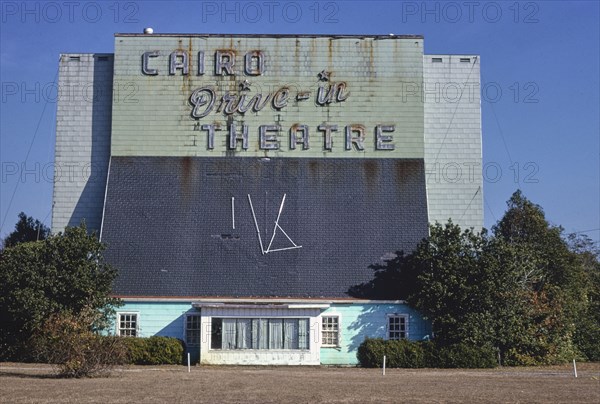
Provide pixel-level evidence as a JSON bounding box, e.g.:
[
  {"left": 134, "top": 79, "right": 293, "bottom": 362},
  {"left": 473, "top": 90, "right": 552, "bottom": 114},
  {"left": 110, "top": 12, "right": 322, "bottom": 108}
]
[
  {"left": 51, "top": 54, "right": 113, "bottom": 234},
  {"left": 424, "top": 55, "right": 483, "bottom": 231}
]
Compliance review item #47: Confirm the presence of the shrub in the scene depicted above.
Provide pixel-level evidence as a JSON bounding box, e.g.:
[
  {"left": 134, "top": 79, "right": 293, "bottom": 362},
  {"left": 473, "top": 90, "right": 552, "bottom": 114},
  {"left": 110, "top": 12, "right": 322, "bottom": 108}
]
[
  {"left": 357, "top": 338, "right": 497, "bottom": 369},
  {"left": 574, "top": 322, "right": 600, "bottom": 361},
  {"left": 32, "top": 309, "right": 184, "bottom": 373},
  {"left": 122, "top": 336, "right": 184, "bottom": 365},
  {"left": 385, "top": 339, "right": 426, "bottom": 368},
  {"left": 33, "top": 308, "right": 128, "bottom": 378},
  {"left": 421, "top": 340, "right": 440, "bottom": 366},
  {"left": 434, "top": 342, "right": 497, "bottom": 368},
  {"left": 357, "top": 338, "right": 386, "bottom": 368},
  {"left": 357, "top": 338, "right": 425, "bottom": 368}
]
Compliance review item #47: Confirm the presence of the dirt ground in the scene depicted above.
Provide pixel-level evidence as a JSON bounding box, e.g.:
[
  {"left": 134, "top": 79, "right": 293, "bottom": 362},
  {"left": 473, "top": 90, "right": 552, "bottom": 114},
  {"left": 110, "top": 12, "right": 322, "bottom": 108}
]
[{"left": 1, "top": 362, "right": 599, "bottom": 403}]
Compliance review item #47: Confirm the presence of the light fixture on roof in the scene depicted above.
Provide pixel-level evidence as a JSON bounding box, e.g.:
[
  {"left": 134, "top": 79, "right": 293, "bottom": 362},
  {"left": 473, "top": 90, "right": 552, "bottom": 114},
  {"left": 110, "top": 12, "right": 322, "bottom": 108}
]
[{"left": 143, "top": 27, "right": 154, "bottom": 34}]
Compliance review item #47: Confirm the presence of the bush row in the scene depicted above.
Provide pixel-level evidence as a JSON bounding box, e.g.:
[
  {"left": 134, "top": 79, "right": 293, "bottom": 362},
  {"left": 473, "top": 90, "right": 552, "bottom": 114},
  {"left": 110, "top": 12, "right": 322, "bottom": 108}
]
[
  {"left": 121, "top": 336, "right": 185, "bottom": 365},
  {"left": 357, "top": 338, "right": 497, "bottom": 368}
]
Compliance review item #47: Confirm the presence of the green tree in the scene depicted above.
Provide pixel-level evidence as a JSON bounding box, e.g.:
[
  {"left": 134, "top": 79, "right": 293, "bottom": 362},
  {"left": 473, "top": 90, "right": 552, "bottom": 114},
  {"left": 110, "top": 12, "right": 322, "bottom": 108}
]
[
  {"left": 492, "top": 190, "right": 586, "bottom": 364},
  {"left": 2, "top": 212, "right": 50, "bottom": 249},
  {"left": 567, "top": 233, "right": 600, "bottom": 361},
  {"left": 361, "top": 190, "right": 599, "bottom": 365},
  {"left": 406, "top": 221, "right": 513, "bottom": 348},
  {"left": 493, "top": 190, "right": 581, "bottom": 290},
  {"left": 0, "top": 224, "right": 121, "bottom": 360}
]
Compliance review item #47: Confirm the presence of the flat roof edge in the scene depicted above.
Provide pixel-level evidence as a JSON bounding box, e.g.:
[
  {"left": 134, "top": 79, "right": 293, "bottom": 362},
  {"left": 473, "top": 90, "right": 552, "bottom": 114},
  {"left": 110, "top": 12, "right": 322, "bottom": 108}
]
[
  {"left": 114, "top": 33, "right": 424, "bottom": 39},
  {"left": 425, "top": 54, "right": 480, "bottom": 57},
  {"left": 114, "top": 296, "right": 407, "bottom": 304},
  {"left": 60, "top": 53, "right": 113, "bottom": 56}
]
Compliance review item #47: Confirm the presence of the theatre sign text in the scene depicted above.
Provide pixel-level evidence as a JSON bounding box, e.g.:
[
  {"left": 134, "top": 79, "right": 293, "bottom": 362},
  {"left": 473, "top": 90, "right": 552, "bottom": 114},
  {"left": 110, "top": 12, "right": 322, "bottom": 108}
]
[{"left": 141, "top": 49, "right": 397, "bottom": 152}]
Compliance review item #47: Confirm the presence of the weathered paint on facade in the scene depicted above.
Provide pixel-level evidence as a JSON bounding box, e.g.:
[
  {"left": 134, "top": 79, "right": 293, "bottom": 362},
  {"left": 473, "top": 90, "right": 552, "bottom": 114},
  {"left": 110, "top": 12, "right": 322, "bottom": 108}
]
[{"left": 111, "top": 34, "right": 425, "bottom": 159}]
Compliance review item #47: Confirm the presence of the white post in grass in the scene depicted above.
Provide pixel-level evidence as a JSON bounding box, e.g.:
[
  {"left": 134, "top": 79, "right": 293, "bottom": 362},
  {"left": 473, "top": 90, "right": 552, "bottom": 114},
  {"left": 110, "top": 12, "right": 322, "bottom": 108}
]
[
  {"left": 188, "top": 352, "right": 191, "bottom": 373},
  {"left": 572, "top": 359, "right": 577, "bottom": 378},
  {"left": 382, "top": 355, "right": 386, "bottom": 376}
]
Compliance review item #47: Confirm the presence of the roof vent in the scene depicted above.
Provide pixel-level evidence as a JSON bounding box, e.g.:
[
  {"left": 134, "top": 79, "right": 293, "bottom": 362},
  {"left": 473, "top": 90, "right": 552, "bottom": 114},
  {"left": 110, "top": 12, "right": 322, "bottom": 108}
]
[{"left": 143, "top": 27, "right": 154, "bottom": 34}]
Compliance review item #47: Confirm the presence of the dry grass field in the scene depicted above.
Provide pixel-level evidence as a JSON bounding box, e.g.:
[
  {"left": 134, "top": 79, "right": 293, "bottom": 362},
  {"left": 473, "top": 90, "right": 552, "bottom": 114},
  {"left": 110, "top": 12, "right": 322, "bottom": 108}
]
[{"left": 1, "top": 362, "right": 599, "bottom": 403}]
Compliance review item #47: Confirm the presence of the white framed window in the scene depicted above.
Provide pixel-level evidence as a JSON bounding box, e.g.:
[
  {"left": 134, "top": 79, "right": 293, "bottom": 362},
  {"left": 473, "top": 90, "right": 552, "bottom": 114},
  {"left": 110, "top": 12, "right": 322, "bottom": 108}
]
[
  {"left": 321, "top": 316, "right": 340, "bottom": 347},
  {"left": 117, "top": 312, "right": 138, "bottom": 337},
  {"left": 185, "top": 314, "right": 201, "bottom": 346},
  {"left": 210, "top": 318, "right": 310, "bottom": 350},
  {"left": 387, "top": 314, "right": 408, "bottom": 340}
]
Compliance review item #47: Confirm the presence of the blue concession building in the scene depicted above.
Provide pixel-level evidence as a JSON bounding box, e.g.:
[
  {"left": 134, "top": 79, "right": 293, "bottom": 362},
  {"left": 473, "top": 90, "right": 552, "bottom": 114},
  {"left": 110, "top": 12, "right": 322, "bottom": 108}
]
[{"left": 51, "top": 33, "right": 482, "bottom": 365}]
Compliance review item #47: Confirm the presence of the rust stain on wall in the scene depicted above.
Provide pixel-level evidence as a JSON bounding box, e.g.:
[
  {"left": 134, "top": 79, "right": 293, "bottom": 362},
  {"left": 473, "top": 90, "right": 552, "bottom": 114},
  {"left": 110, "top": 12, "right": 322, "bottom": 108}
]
[
  {"left": 363, "top": 159, "right": 379, "bottom": 191},
  {"left": 394, "top": 159, "right": 412, "bottom": 187},
  {"left": 308, "top": 160, "right": 318, "bottom": 178},
  {"left": 181, "top": 156, "right": 193, "bottom": 199},
  {"left": 186, "top": 38, "right": 193, "bottom": 93}
]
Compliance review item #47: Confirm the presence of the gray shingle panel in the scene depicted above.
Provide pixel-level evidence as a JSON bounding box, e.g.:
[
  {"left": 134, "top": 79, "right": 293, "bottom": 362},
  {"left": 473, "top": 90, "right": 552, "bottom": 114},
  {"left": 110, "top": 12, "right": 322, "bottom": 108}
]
[{"left": 102, "top": 157, "right": 428, "bottom": 298}]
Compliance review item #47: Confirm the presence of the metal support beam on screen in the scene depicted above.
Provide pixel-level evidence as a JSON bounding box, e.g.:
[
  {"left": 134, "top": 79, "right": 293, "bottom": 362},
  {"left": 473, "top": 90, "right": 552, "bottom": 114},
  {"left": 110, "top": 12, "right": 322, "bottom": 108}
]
[
  {"left": 247, "top": 193, "right": 302, "bottom": 255},
  {"left": 247, "top": 194, "right": 265, "bottom": 254}
]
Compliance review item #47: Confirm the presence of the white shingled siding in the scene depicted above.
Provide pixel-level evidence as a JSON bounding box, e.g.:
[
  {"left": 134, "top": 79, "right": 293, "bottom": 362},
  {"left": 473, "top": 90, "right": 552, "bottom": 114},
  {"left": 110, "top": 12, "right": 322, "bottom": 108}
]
[
  {"left": 51, "top": 54, "right": 112, "bottom": 234},
  {"left": 424, "top": 54, "right": 483, "bottom": 231}
]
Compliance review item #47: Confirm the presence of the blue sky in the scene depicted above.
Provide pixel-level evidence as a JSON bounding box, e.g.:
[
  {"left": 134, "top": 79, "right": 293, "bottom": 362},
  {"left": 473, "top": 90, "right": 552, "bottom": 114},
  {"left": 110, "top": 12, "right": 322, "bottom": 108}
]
[{"left": 1, "top": 0, "right": 599, "bottom": 243}]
